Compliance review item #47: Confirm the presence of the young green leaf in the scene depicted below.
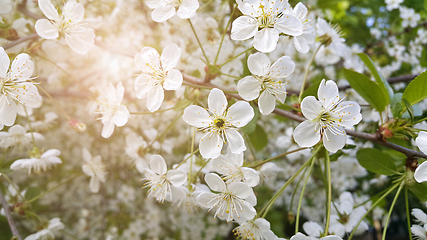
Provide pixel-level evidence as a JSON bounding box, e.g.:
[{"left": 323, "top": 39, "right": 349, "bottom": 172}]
[
  {"left": 402, "top": 98, "right": 414, "bottom": 123},
  {"left": 356, "top": 148, "right": 397, "bottom": 176},
  {"left": 402, "top": 71, "right": 427, "bottom": 106},
  {"left": 248, "top": 124, "right": 268, "bottom": 151},
  {"left": 357, "top": 53, "right": 393, "bottom": 101},
  {"left": 391, "top": 93, "right": 403, "bottom": 118},
  {"left": 343, "top": 69, "right": 388, "bottom": 112}
]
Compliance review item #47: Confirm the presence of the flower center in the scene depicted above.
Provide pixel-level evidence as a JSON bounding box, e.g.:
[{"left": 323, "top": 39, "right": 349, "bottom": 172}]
[
  {"left": 166, "top": 0, "right": 182, "bottom": 7},
  {"left": 214, "top": 118, "right": 225, "bottom": 128},
  {"left": 257, "top": 5, "right": 279, "bottom": 29}
]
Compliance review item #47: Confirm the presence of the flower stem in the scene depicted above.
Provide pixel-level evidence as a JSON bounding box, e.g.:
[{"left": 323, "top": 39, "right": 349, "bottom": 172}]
[
  {"left": 323, "top": 148, "right": 332, "bottom": 237},
  {"left": 219, "top": 47, "right": 254, "bottom": 68},
  {"left": 382, "top": 180, "right": 405, "bottom": 240},
  {"left": 214, "top": 5, "right": 237, "bottom": 65},
  {"left": 0, "top": 188, "right": 22, "bottom": 240},
  {"left": 26, "top": 173, "right": 83, "bottom": 204},
  {"left": 176, "top": 149, "right": 200, "bottom": 168},
  {"left": 250, "top": 147, "right": 307, "bottom": 168},
  {"left": 188, "top": 19, "right": 210, "bottom": 65},
  {"left": 258, "top": 145, "right": 322, "bottom": 218},
  {"left": 405, "top": 187, "right": 413, "bottom": 240},
  {"left": 295, "top": 155, "right": 316, "bottom": 233},
  {"left": 298, "top": 44, "right": 322, "bottom": 103},
  {"left": 348, "top": 179, "right": 402, "bottom": 240},
  {"left": 188, "top": 127, "right": 195, "bottom": 186}
]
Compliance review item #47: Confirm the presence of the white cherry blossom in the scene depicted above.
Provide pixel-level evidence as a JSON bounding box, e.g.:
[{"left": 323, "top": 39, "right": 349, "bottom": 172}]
[
  {"left": 135, "top": 43, "right": 183, "bottom": 112},
  {"left": 290, "top": 232, "right": 342, "bottom": 240},
  {"left": 293, "top": 80, "right": 362, "bottom": 153},
  {"left": 233, "top": 218, "right": 278, "bottom": 240},
  {"left": 82, "top": 148, "right": 107, "bottom": 193},
  {"left": 399, "top": 7, "right": 420, "bottom": 28},
  {"left": 96, "top": 82, "right": 130, "bottom": 138},
  {"left": 237, "top": 53, "right": 295, "bottom": 115},
  {"left": 146, "top": 0, "right": 199, "bottom": 22},
  {"left": 182, "top": 88, "right": 254, "bottom": 159},
  {"left": 0, "top": 124, "right": 44, "bottom": 149},
  {"left": 0, "top": 47, "right": 41, "bottom": 127},
  {"left": 385, "top": 0, "right": 403, "bottom": 11},
  {"left": 25, "top": 218, "right": 64, "bottom": 240},
  {"left": 414, "top": 131, "right": 427, "bottom": 183},
  {"left": 212, "top": 151, "right": 260, "bottom": 187},
  {"left": 196, "top": 173, "right": 257, "bottom": 222},
  {"left": 10, "top": 149, "right": 62, "bottom": 174},
  {"left": 231, "top": 0, "right": 303, "bottom": 53},
  {"left": 316, "top": 18, "right": 347, "bottom": 57},
  {"left": 143, "top": 154, "right": 187, "bottom": 203},
  {"left": 35, "top": 0, "right": 96, "bottom": 54},
  {"left": 284, "top": 2, "right": 316, "bottom": 53}
]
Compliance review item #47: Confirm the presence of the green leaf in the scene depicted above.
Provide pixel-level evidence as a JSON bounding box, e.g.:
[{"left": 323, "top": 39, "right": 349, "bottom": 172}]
[
  {"left": 240, "top": 104, "right": 259, "bottom": 134},
  {"left": 408, "top": 183, "right": 427, "bottom": 202},
  {"left": 390, "top": 93, "right": 403, "bottom": 118},
  {"left": 248, "top": 124, "right": 268, "bottom": 151},
  {"left": 357, "top": 53, "right": 393, "bottom": 102},
  {"left": 343, "top": 69, "right": 388, "bottom": 112},
  {"left": 402, "top": 71, "right": 427, "bottom": 106},
  {"left": 25, "top": 187, "right": 42, "bottom": 201},
  {"left": 301, "top": 80, "right": 321, "bottom": 99},
  {"left": 329, "top": 150, "right": 343, "bottom": 162},
  {"left": 402, "top": 98, "right": 414, "bottom": 123},
  {"left": 356, "top": 148, "right": 397, "bottom": 175}
]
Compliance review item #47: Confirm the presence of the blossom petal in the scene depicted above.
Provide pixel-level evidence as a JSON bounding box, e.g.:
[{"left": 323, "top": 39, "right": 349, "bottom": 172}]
[
  {"left": 259, "top": 90, "right": 276, "bottom": 115},
  {"left": 205, "top": 173, "right": 226, "bottom": 192},
  {"left": 38, "top": 0, "right": 59, "bottom": 21},
  {"left": 151, "top": 4, "right": 176, "bottom": 22},
  {"left": 177, "top": 0, "right": 199, "bottom": 19},
  {"left": 63, "top": 0, "right": 84, "bottom": 22},
  {"left": 82, "top": 147, "right": 92, "bottom": 162},
  {"left": 35, "top": 19, "right": 59, "bottom": 39},
  {"left": 241, "top": 167, "right": 260, "bottom": 187},
  {"left": 200, "top": 132, "right": 223, "bottom": 159},
  {"left": 230, "top": 16, "right": 258, "bottom": 40},
  {"left": 89, "top": 177, "right": 100, "bottom": 193},
  {"left": 135, "top": 47, "right": 160, "bottom": 73},
  {"left": 101, "top": 120, "right": 115, "bottom": 138},
  {"left": 112, "top": 105, "right": 130, "bottom": 127},
  {"left": 65, "top": 32, "right": 92, "bottom": 54},
  {"left": 247, "top": 52, "right": 271, "bottom": 76},
  {"left": 161, "top": 43, "right": 181, "bottom": 71},
  {"left": 182, "top": 105, "right": 211, "bottom": 128},
  {"left": 293, "top": 35, "right": 309, "bottom": 53},
  {"left": 147, "top": 84, "right": 164, "bottom": 112},
  {"left": 150, "top": 154, "right": 167, "bottom": 175},
  {"left": 416, "top": 131, "right": 427, "bottom": 155},
  {"left": 167, "top": 169, "right": 187, "bottom": 186},
  {"left": 318, "top": 79, "right": 340, "bottom": 109},
  {"left": 10, "top": 53, "right": 33, "bottom": 80},
  {"left": 237, "top": 76, "right": 262, "bottom": 101},
  {"left": 415, "top": 161, "right": 427, "bottom": 183},
  {"left": 135, "top": 74, "right": 153, "bottom": 99},
  {"left": 253, "top": 28, "right": 279, "bottom": 53},
  {"left": 275, "top": 14, "right": 303, "bottom": 36},
  {"left": 269, "top": 56, "right": 295, "bottom": 79},
  {"left": 301, "top": 96, "right": 322, "bottom": 120},
  {"left": 208, "top": 88, "right": 227, "bottom": 116},
  {"left": 228, "top": 182, "right": 251, "bottom": 199},
  {"left": 0, "top": 47, "right": 9, "bottom": 79},
  {"left": 293, "top": 120, "right": 321, "bottom": 148},
  {"left": 303, "top": 221, "right": 323, "bottom": 237},
  {"left": 0, "top": 95, "right": 17, "bottom": 126},
  {"left": 323, "top": 127, "right": 346, "bottom": 153},
  {"left": 163, "top": 69, "right": 183, "bottom": 90},
  {"left": 225, "top": 128, "right": 246, "bottom": 154},
  {"left": 227, "top": 101, "right": 254, "bottom": 127}
]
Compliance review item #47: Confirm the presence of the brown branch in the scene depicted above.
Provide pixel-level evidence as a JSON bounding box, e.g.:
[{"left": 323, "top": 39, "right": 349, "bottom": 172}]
[
  {"left": 17, "top": 2, "right": 43, "bottom": 20},
  {"left": 0, "top": 188, "right": 22, "bottom": 240},
  {"left": 2, "top": 34, "right": 39, "bottom": 50}
]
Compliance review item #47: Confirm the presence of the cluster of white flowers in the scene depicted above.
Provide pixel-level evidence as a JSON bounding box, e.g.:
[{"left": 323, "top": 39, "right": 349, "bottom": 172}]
[{"left": 1, "top": 0, "right": 427, "bottom": 239}]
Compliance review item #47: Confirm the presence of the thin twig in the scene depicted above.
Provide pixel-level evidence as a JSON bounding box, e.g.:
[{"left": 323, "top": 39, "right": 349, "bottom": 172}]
[
  {"left": 0, "top": 188, "right": 22, "bottom": 240},
  {"left": 2, "top": 34, "right": 39, "bottom": 50}
]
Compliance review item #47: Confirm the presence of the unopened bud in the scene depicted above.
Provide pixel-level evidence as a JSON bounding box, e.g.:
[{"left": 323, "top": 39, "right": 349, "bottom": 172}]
[{"left": 69, "top": 119, "right": 86, "bottom": 133}]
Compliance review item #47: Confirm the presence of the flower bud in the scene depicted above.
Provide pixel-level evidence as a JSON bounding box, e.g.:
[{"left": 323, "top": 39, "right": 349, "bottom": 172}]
[{"left": 69, "top": 119, "right": 87, "bottom": 133}]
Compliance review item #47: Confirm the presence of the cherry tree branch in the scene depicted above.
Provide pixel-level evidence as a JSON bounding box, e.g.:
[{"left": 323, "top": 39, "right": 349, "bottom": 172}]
[
  {"left": 0, "top": 188, "right": 22, "bottom": 240},
  {"left": 2, "top": 34, "right": 39, "bottom": 50}
]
